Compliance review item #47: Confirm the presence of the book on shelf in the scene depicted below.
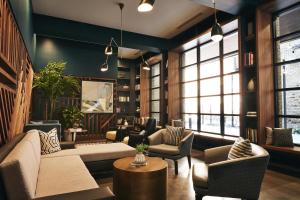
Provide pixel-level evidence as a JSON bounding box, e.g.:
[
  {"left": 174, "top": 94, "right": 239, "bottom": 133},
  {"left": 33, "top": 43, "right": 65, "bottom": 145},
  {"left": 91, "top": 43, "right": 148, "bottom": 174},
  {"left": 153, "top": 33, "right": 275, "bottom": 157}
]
[
  {"left": 244, "top": 52, "right": 254, "bottom": 66},
  {"left": 118, "top": 96, "right": 130, "bottom": 102},
  {"left": 246, "top": 111, "right": 257, "bottom": 117},
  {"left": 246, "top": 128, "right": 258, "bottom": 143},
  {"left": 135, "top": 84, "right": 140, "bottom": 90}
]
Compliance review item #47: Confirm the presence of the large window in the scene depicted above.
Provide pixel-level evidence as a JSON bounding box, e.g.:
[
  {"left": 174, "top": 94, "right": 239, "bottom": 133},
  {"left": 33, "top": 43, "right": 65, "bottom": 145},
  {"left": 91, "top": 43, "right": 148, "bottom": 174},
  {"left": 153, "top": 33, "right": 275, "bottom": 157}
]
[
  {"left": 150, "top": 63, "right": 161, "bottom": 123},
  {"left": 181, "top": 19, "right": 240, "bottom": 136},
  {"left": 274, "top": 4, "right": 300, "bottom": 144}
]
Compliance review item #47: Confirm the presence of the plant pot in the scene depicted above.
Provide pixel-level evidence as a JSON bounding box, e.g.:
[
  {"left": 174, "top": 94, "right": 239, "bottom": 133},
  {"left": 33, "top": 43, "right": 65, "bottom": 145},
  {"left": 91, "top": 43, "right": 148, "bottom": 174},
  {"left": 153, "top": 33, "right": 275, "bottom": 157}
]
[
  {"left": 64, "top": 131, "right": 73, "bottom": 142},
  {"left": 134, "top": 152, "right": 146, "bottom": 163}
]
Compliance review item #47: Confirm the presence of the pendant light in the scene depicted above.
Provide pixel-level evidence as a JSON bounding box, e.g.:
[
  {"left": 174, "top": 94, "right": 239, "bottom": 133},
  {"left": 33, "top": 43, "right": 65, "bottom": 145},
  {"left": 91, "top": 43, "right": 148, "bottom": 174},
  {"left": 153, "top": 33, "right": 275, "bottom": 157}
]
[
  {"left": 211, "top": 0, "right": 223, "bottom": 42},
  {"left": 138, "top": 0, "right": 155, "bottom": 12},
  {"left": 101, "top": 3, "right": 124, "bottom": 72},
  {"left": 140, "top": 53, "right": 150, "bottom": 70}
]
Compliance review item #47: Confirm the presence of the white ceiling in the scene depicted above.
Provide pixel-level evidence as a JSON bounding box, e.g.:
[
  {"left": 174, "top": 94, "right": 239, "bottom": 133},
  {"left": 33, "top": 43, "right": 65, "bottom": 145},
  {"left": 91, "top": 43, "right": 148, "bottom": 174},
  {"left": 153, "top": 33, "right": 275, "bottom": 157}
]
[{"left": 32, "top": 0, "right": 214, "bottom": 39}]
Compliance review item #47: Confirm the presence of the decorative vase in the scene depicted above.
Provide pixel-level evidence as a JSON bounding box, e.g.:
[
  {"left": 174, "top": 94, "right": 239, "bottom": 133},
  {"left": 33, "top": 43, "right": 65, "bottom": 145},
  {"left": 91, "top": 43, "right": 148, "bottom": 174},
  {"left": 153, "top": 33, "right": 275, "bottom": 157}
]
[
  {"left": 247, "top": 79, "right": 255, "bottom": 91},
  {"left": 134, "top": 152, "right": 146, "bottom": 163}
]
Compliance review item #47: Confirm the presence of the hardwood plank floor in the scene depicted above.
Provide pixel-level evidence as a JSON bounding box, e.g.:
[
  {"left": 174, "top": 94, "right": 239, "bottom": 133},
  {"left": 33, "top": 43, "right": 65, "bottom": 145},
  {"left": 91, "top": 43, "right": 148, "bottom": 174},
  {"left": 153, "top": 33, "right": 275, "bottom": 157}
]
[{"left": 97, "top": 150, "right": 300, "bottom": 200}]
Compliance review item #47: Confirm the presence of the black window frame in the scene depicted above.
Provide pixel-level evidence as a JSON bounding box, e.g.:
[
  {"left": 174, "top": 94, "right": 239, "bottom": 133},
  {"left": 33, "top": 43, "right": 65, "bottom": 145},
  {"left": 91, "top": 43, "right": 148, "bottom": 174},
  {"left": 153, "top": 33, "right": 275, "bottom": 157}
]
[
  {"left": 150, "top": 62, "right": 161, "bottom": 123},
  {"left": 180, "top": 19, "right": 241, "bottom": 137}
]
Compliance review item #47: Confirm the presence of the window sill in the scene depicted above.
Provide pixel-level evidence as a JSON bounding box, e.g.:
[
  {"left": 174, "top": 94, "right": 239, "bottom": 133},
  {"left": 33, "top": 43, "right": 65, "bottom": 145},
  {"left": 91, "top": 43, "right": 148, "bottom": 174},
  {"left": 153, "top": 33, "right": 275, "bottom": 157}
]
[{"left": 193, "top": 131, "right": 237, "bottom": 141}]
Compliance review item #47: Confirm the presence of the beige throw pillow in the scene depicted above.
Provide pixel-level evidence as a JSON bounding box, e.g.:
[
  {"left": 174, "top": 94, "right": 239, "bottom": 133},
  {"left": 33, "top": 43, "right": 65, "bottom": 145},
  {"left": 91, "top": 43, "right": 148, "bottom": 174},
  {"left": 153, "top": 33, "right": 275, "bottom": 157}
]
[
  {"left": 228, "top": 137, "right": 253, "bottom": 160},
  {"left": 39, "top": 128, "right": 61, "bottom": 155},
  {"left": 163, "top": 126, "right": 184, "bottom": 146}
]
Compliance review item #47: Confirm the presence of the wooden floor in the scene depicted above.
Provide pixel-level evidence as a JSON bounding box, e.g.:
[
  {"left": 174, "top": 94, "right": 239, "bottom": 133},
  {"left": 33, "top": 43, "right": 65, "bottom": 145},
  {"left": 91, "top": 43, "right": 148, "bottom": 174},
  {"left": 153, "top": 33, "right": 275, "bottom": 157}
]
[{"left": 97, "top": 150, "right": 300, "bottom": 200}]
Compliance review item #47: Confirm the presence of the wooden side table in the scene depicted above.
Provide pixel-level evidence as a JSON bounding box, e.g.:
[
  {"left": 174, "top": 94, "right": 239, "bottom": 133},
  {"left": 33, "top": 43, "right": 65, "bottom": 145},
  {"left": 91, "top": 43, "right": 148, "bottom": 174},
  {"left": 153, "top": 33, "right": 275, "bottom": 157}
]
[
  {"left": 64, "top": 128, "right": 87, "bottom": 142},
  {"left": 113, "top": 156, "right": 168, "bottom": 200}
]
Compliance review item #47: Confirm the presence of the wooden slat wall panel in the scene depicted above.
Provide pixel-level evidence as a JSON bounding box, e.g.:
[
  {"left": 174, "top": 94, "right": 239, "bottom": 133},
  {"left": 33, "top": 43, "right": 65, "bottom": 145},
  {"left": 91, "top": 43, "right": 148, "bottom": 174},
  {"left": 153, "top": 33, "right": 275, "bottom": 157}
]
[
  {"left": 167, "top": 51, "right": 180, "bottom": 122},
  {"left": 140, "top": 65, "right": 150, "bottom": 117},
  {"left": 0, "top": 0, "right": 33, "bottom": 146}
]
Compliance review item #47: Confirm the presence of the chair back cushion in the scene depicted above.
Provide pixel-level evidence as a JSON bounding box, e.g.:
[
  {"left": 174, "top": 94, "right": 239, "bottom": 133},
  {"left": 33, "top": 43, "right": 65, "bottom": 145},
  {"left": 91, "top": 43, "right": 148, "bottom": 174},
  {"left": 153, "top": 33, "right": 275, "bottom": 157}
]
[
  {"left": 163, "top": 126, "right": 184, "bottom": 146},
  {"left": 39, "top": 128, "right": 61, "bottom": 155},
  {"left": 145, "top": 118, "right": 157, "bottom": 136},
  {"left": 228, "top": 137, "right": 252, "bottom": 160},
  {"left": 0, "top": 131, "right": 41, "bottom": 199}
]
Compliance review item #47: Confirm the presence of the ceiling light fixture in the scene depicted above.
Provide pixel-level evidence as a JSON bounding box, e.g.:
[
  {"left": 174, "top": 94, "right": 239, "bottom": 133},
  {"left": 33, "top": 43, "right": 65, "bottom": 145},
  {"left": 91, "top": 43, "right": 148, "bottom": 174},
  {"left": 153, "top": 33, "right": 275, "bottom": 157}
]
[
  {"left": 140, "top": 53, "right": 150, "bottom": 70},
  {"left": 101, "top": 3, "right": 124, "bottom": 72},
  {"left": 211, "top": 0, "right": 223, "bottom": 42},
  {"left": 138, "top": 0, "right": 155, "bottom": 12}
]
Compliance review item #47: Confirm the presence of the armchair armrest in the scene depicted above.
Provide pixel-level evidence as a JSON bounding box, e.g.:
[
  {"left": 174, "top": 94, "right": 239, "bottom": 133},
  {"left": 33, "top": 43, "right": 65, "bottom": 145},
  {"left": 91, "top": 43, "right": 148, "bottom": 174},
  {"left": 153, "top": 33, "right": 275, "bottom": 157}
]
[
  {"left": 33, "top": 187, "right": 114, "bottom": 200},
  {"left": 204, "top": 145, "right": 232, "bottom": 164},
  {"left": 148, "top": 129, "right": 164, "bottom": 145},
  {"left": 179, "top": 132, "right": 194, "bottom": 156}
]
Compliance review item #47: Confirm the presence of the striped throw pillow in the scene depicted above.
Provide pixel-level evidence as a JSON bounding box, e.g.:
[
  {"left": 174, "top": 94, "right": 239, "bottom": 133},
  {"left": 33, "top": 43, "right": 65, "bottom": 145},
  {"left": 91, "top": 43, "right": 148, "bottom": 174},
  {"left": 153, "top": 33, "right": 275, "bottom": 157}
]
[
  {"left": 163, "top": 126, "right": 184, "bottom": 146},
  {"left": 228, "top": 137, "right": 253, "bottom": 160},
  {"left": 39, "top": 128, "right": 61, "bottom": 155}
]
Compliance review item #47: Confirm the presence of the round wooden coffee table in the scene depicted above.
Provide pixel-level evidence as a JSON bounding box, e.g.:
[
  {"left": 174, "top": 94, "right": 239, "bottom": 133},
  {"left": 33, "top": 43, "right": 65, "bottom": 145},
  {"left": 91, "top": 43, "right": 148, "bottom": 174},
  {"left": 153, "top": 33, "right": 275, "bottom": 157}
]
[{"left": 113, "top": 156, "right": 168, "bottom": 200}]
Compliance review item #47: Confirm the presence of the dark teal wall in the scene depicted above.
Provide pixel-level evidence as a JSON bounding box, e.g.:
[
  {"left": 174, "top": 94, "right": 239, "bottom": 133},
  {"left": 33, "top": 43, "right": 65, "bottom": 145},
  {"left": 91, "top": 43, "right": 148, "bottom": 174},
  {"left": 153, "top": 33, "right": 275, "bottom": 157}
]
[
  {"left": 35, "top": 36, "right": 118, "bottom": 79},
  {"left": 8, "top": 0, "right": 34, "bottom": 60}
]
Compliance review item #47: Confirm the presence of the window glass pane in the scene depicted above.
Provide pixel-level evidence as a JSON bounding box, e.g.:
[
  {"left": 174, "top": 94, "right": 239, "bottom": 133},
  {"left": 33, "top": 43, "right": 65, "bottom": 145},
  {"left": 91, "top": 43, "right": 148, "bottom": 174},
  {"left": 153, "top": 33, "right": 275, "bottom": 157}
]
[
  {"left": 182, "top": 65, "right": 198, "bottom": 82},
  {"left": 224, "top": 53, "right": 239, "bottom": 74},
  {"left": 275, "top": 6, "right": 300, "bottom": 37},
  {"left": 182, "top": 48, "right": 197, "bottom": 66},
  {"left": 278, "top": 117, "right": 300, "bottom": 144},
  {"left": 224, "top": 116, "right": 240, "bottom": 136},
  {"left": 183, "top": 114, "right": 198, "bottom": 130},
  {"left": 200, "top": 42, "right": 219, "bottom": 61},
  {"left": 224, "top": 95, "right": 240, "bottom": 114},
  {"left": 224, "top": 73, "right": 240, "bottom": 94},
  {"left": 200, "top": 96, "right": 220, "bottom": 114},
  {"left": 151, "top": 88, "right": 160, "bottom": 100},
  {"left": 151, "top": 113, "right": 160, "bottom": 122},
  {"left": 277, "top": 90, "right": 300, "bottom": 116},
  {"left": 276, "top": 63, "right": 300, "bottom": 89},
  {"left": 200, "top": 59, "right": 220, "bottom": 78},
  {"left": 200, "top": 115, "right": 220, "bottom": 133},
  {"left": 200, "top": 77, "right": 220, "bottom": 96},
  {"left": 198, "top": 32, "right": 211, "bottom": 44},
  {"left": 151, "top": 76, "right": 160, "bottom": 88},
  {"left": 182, "top": 81, "right": 198, "bottom": 97},
  {"left": 275, "top": 37, "right": 300, "bottom": 63},
  {"left": 182, "top": 98, "right": 197, "bottom": 113},
  {"left": 222, "top": 19, "right": 238, "bottom": 34},
  {"left": 223, "top": 32, "right": 238, "bottom": 54},
  {"left": 151, "top": 101, "right": 160, "bottom": 112},
  {"left": 151, "top": 64, "right": 160, "bottom": 76}
]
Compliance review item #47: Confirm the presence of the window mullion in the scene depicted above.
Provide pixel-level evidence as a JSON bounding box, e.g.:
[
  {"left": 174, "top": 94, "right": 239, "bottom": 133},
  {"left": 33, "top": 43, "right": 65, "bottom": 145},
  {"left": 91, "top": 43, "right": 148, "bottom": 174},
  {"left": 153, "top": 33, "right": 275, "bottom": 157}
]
[{"left": 220, "top": 39, "right": 225, "bottom": 135}]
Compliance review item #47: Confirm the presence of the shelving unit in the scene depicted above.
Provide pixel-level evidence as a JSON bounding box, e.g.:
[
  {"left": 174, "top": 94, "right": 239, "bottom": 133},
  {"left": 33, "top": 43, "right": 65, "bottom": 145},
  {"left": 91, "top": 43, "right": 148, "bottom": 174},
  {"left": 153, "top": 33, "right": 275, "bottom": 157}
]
[
  {"left": 135, "top": 65, "right": 141, "bottom": 117},
  {"left": 241, "top": 11, "right": 258, "bottom": 143},
  {"left": 116, "top": 66, "right": 131, "bottom": 115}
]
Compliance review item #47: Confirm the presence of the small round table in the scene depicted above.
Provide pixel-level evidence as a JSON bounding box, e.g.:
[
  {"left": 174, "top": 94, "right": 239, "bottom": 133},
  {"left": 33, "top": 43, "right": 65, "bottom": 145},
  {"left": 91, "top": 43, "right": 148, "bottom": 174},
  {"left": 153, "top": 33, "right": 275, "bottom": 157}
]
[{"left": 113, "top": 156, "right": 168, "bottom": 200}]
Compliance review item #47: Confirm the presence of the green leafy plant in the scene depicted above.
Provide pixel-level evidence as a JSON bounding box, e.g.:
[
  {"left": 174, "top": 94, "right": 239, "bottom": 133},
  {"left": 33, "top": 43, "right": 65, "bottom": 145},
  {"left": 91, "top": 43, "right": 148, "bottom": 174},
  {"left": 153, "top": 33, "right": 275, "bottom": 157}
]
[
  {"left": 33, "top": 61, "right": 80, "bottom": 119},
  {"left": 62, "top": 106, "right": 84, "bottom": 129},
  {"left": 136, "top": 143, "right": 148, "bottom": 153}
]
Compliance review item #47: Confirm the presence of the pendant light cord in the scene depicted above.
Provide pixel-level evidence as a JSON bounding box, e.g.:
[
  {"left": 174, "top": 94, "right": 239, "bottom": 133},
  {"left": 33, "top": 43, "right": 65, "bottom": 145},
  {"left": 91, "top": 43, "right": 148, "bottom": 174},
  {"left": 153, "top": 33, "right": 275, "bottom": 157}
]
[
  {"left": 119, "top": 3, "right": 124, "bottom": 59},
  {"left": 213, "top": 0, "right": 217, "bottom": 23}
]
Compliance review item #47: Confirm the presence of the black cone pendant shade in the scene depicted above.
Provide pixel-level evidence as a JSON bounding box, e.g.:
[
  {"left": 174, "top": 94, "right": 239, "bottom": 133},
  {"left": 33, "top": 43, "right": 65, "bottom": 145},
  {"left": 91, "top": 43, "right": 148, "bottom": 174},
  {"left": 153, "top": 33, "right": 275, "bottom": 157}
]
[
  {"left": 105, "top": 45, "right": 113, "bottom": 55},
  {"left": 211, "top": 22, "right": 223, "bottom": 42},
  {"left": 100, "top": 63, "right": 108, "bottom": 72},
  {"left": 141, "top": 60, "right": 150, "bottom": 70}
]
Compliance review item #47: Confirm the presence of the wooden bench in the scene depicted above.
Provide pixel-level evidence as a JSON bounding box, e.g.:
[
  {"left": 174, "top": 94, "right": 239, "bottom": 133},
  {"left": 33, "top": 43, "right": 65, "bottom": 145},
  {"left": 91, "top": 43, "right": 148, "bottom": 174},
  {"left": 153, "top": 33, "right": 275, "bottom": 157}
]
[{"left": 262, "top": 145, "right": 300, "bottom": 177}]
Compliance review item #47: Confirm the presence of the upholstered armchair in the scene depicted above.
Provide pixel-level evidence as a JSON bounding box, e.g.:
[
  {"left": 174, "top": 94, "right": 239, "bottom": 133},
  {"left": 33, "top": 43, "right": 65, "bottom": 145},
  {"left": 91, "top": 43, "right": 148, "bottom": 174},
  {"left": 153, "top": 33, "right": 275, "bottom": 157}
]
[
  {"left": 192, "top": 144, "right": 269, "bottom": 200},
  {"left": 147, "top": 129, "right": 194, "bottom": 174}
]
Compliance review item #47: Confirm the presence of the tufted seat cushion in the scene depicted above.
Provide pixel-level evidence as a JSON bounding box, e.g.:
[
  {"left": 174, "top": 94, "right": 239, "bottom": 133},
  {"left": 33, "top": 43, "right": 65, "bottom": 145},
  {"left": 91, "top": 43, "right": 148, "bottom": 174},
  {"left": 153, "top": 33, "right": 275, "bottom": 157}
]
[
  {"left": 192, "top": 162, "right": 208, "bottom": 188},
  {"left": 148, "top": 144, "right": 180, "bottom": 155}
]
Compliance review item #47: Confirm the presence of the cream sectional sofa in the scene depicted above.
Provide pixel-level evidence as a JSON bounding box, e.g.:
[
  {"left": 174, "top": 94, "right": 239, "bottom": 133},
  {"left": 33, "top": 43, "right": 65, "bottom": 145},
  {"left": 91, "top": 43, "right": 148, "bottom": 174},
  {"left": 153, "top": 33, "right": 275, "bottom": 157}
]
[{"left": 0, "top": 130, "right": 136, "bottom": 200}]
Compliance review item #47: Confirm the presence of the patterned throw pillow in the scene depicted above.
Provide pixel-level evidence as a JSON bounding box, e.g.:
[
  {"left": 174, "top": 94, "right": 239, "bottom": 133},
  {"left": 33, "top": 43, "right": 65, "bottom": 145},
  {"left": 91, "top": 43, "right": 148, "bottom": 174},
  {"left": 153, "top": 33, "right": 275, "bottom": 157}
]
[
  {"left": 39, "top": 128, "right": 61, "bottom": 155},
  {"left": 273, "top": 128, "right": 294, "bottom": 147},
  {"left": 163, "top": 126, "right": 184, "bottom": 146},
  {"left": 228, "top": 137, "right": 253, "bottom": 160}
]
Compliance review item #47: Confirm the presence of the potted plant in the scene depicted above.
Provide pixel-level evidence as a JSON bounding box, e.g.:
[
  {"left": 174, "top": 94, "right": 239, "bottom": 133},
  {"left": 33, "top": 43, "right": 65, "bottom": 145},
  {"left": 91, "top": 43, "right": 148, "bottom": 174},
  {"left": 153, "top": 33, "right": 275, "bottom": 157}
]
[
  {"left": 134, "top": 143, "right": 148, "bottom": 164},
  {"left": 33, "top": 61, "right": 80, "bottom": 120},
  {"left": 62, "top": 106, "right": 84, "bottom": 141}
]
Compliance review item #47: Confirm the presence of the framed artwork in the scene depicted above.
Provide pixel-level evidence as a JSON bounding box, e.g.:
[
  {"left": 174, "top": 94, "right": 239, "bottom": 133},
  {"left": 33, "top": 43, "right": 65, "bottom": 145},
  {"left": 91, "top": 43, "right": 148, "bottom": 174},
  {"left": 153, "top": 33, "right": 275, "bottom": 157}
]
[{"left": 81, "top": 81, "right": 114, "bottom": 113}]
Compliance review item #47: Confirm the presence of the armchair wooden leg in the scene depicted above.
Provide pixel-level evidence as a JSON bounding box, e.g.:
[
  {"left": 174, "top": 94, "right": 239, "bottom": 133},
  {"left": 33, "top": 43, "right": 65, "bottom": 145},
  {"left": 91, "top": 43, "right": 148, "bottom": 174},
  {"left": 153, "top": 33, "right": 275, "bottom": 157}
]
[
  {"left": 174, "top": 160, "right": 178, "bottom": 175},
  {"left": 187, "top": 155, "right": 191, "bottom": 168}
]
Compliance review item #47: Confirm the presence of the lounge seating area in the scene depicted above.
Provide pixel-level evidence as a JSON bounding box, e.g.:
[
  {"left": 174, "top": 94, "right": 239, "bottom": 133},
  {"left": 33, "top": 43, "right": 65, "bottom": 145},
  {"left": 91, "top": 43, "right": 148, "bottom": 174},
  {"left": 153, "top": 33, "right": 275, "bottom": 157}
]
[{"left": 0, "top": 0, "right": 300, "bottom": 199}]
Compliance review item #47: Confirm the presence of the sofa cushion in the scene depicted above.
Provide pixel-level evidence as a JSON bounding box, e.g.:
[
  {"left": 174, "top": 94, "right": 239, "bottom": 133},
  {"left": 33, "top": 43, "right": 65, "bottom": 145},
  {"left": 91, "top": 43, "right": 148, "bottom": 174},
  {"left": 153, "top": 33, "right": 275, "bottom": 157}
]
[
  {"left": 39, "top": 128, "right": 61, "bottom": 155},
  {"left": 163, "top": 126, "right": 184, "bottom": 146},
  {"left": 192, "top": 162, "right": 208, "bottom": 188},
  {"left": 265, "top": 127, "right": 273, "bottom": 145},
  {"left": 42, "top": 143, "right": 136, "bottom": 162},
  {"left": 148, "top": 144, "right": 180, "bottom": 155},
  {"left": 228, "top": 137, "right": 252, "bottom": 160},
  {"left": 0, "top": 140, "right": 40, "bottom": 199},
  {"left": 273, "top": 128, "right": 294, "bottom": 147},
  {"left": 36, "top": 155, "right": 98, "bottom": 198}
]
